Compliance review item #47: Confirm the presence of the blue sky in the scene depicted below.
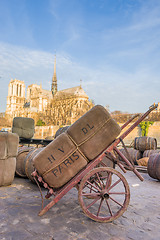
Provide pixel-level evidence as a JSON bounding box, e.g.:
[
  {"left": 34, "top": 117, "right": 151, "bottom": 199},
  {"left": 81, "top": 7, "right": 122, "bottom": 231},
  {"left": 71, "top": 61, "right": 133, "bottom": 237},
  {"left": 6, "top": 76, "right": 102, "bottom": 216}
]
[{"left": 0, "top": 0, "right": 160, "bottom": 113}]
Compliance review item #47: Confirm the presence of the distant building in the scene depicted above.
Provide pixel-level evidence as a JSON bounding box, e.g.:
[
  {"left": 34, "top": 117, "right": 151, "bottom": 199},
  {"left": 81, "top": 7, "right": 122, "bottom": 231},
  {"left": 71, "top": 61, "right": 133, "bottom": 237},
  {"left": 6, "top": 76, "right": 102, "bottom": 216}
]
[
  {"left": 155, "top": 102, "right": 160, "bottom": 112},
  {"left": 6, "top": 79, "right": 25, "bottom": 116},
  {"left": 5, "top": 55, "right": 94, "bottom": 125}
]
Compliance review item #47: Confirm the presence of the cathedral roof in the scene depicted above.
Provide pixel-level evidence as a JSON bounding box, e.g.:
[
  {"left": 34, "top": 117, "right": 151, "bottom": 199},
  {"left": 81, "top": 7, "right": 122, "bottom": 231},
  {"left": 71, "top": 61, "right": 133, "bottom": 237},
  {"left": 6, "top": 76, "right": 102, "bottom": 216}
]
[
  {"left": 41, "top": 89, "right": 52, "bottom": 98},
  {"left": 27, "top": 84, "right": 52, "bottom": 99},
  {"left": 10, "top": 79, "right": 24, "bottom": 84},
  {"left": 53, "top": 86, "right": 88, "bottom": 99}
]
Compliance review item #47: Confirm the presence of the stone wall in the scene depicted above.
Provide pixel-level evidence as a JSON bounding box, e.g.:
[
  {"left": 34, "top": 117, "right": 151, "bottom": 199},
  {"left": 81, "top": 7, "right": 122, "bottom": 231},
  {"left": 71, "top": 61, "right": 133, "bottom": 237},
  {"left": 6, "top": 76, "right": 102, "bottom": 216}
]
[
  {"left": 119, "top": 122, "right": 160, "bottom": 147},
  {"left": 34, "top": 125, "right": 59, "bottom": 139},
  {"left": 2, "top": 122, "right": 160, "bottom": 146},
  {"left": 148, "top": 122, "right": 160, "bottom": 146},
  {"left": 0, "top": 125, "right": 59, "bottom": 139},
  {"left": 119, "top": 123, "right": 141, "bottom": 146},
  {"left": 32, "top": 122, "right": 144, "bottom": 146},
  {"left": 33, "top": 123, "right": 141, "bottom": 143}
]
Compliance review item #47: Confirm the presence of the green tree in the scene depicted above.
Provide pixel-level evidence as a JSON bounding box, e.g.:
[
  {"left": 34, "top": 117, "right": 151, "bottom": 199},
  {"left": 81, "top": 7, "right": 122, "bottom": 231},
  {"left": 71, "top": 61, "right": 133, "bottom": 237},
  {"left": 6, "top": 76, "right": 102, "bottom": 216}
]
[
  {"left": 139, "top": 121, "right": 154, "bottom": 136},
  {"left": 36, "top": 119, "right": 46, "bottom": 126}
]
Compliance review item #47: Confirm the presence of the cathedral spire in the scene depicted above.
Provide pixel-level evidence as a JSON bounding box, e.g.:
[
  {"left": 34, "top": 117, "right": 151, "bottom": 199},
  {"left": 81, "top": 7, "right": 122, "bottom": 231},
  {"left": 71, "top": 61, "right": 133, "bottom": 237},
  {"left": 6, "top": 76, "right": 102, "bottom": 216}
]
[{"left": 51, "top": 54, "right": 58, "bottom": 96}]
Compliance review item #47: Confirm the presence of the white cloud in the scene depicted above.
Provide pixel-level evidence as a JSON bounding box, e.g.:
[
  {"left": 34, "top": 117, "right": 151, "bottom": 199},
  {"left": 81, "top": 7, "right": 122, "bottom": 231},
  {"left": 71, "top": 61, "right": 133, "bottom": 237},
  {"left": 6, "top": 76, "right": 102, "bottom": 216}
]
[{"left": 0, "top": 39, "right": 160, "bottom": 114}]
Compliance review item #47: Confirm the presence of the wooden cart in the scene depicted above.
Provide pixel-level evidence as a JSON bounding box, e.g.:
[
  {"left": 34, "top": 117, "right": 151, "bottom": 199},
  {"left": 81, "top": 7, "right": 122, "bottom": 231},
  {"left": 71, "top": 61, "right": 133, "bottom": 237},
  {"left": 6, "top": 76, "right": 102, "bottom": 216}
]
[{"left": 32, "top": 104, "right": 157, "bottom": 222}]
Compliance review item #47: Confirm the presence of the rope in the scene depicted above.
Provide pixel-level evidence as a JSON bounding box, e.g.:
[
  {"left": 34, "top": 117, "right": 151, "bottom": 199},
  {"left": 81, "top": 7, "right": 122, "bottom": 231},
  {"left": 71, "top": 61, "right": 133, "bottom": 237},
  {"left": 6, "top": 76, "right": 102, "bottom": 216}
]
[
  {"left": 42, "top": 117, "right": 111, "bottom": 177},
  {"left": 33, "top": 176, "right": 44, "bottom": 210},
  {"left": 68, "top": 117, "right": 112, "bottom": 147},
  {"left": 42, "top": 147, "right": 81, "bottom": 177}
]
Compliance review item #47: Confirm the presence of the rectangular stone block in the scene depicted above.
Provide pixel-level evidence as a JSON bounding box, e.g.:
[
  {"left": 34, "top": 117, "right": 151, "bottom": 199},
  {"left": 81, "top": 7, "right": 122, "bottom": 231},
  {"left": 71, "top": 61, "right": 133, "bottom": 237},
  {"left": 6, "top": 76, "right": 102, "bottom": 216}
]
[
  {"left": 0, "top": 157, "right": 16, "bottom": 186},
  {"left": 0, "top": 132, "right": 19, "bottom": 159},
  {"left": 12, "top": 117, "right": 35, "bottom": 139}
]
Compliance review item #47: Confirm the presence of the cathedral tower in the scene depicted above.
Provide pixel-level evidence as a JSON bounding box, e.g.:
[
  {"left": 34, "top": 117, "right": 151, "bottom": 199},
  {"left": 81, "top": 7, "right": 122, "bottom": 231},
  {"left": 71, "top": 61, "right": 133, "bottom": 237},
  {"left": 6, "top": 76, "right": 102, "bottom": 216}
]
[
  {"left": 5, "top": 79, "right": 26, "bottom": 118},
  {"left": 51, "top": 55, "right": 58, "bottom": 96}
]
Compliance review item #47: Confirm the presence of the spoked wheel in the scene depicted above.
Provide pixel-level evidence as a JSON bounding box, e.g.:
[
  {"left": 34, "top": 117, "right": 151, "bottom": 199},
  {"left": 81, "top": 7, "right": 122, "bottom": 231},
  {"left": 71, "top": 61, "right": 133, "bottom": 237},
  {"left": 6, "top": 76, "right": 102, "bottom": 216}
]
[{"left": 78, "top": 167, "right": 130, "bottom": 222}]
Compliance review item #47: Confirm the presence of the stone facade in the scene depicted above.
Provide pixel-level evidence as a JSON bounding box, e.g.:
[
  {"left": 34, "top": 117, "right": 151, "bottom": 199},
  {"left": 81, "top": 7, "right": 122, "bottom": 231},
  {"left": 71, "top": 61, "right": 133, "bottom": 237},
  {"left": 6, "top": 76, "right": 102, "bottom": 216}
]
[
  {"left": 5, "top": 56, "right": 94, "bottom": 126},
  {"left": 6, "top": 79, "right": 26, "bottom": 118},
  {"left": 45, "top": 86, "right": 93, "bottom": 125}
]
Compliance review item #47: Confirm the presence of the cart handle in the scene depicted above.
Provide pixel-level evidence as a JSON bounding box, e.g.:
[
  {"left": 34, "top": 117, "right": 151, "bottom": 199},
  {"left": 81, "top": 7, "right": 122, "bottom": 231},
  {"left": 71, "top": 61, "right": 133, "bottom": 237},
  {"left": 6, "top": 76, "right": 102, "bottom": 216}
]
[
  {"left": 105, "top": 104, "right": 158, "bottom": 181},
  {"left": 121, "top": 114, "right": 140, "bottom": 130},
  {"left": 118, "top": 103, "right": 158, "bottom": 142}
]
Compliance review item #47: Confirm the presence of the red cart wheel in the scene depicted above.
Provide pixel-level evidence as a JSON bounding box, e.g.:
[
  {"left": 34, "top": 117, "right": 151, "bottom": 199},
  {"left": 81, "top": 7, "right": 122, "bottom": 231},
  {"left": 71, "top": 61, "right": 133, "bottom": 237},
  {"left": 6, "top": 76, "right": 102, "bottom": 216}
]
[{"left": 78, "top": 167, "right": 130, "bottom": 222}]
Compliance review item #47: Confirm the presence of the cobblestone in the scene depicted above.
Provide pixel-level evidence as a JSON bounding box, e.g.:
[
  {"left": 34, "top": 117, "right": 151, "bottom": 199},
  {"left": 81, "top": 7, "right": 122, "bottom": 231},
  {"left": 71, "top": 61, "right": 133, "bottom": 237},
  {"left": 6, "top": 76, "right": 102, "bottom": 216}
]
[{"left": 0, "top": 169, "right": 160, "bottom": 240}]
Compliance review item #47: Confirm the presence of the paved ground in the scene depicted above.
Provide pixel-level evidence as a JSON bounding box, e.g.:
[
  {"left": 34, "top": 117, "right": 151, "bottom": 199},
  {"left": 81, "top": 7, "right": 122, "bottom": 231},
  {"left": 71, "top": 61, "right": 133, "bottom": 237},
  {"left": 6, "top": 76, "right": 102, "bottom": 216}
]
[{"left": 0, "top": 168, "right": 160, "bottom": 240}]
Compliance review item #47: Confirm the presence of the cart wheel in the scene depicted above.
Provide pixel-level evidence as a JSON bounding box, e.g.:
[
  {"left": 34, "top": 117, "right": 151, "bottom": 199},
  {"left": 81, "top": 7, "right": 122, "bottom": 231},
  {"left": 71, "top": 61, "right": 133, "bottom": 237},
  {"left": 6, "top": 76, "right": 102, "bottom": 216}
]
[{"left": 78, "top": 167, "right": 130, "bottom": 222}]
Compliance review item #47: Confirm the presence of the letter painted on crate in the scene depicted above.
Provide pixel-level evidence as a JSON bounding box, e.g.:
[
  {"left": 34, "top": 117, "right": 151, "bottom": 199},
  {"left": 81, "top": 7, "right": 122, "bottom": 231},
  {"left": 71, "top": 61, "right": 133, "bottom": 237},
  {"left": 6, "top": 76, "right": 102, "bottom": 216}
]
[
  {"left": 87, "top": 123, "right": 94, "bottom": 130},
  {"left": 63, "top": 159, "right": 72, "bottom": 167},
  {"left": 48, "top": 157, "right": 52, "bottom": 163},
  {"left": 81, "top": 124, "right": 94, "bottom": 135},
  {"left": 81, "top": 127, "right": 88, "bottom": 134},
  {"left": 69, "top": 156, "right": 74, "bottom": 163},
  {"left": 69, "top": 153, "right": 79, "bottom": 163},
  {"left": 52, "top": 168, "right": 58, "bottom": 177},
  {"left": 58, "top": 164, "right": 64, "bottom": 174},
  {"left": 58, "top": 146, "right": 64, "bottom": 153},
  {"left": 72, "top": 152, "right": 79, "bottom": 161},
  {"left": 51, "top": 154, "right": 56, "bottom": 160},
  {"left": 48, "top": 154, "right": 56, "bottom": 163}
]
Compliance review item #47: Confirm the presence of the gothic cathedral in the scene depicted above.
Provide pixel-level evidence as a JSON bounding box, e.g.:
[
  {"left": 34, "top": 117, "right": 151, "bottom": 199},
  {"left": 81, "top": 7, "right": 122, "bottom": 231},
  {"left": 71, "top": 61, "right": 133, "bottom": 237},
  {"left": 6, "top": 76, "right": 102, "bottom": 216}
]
[{"left": 5, "top": 56, "right": 94, "bottom": 126}]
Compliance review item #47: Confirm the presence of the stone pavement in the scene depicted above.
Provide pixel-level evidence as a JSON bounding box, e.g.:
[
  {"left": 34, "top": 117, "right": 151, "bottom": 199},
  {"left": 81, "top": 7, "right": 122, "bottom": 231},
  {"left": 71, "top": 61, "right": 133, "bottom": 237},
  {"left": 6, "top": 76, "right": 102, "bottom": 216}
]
[{"left": 0, "top": 168, "right": 160, "bottom": 240}]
